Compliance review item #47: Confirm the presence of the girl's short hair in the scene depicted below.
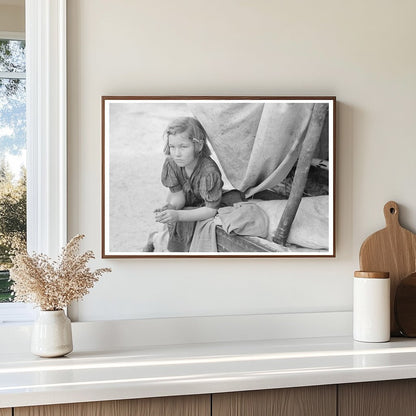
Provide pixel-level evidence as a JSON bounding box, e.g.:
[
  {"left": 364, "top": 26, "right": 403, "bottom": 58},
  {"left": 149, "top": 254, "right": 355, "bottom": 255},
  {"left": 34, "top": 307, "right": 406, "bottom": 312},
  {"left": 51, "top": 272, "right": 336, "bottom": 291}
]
[{"left": 163, "top": 117, "right": 211, "bottom": 157}]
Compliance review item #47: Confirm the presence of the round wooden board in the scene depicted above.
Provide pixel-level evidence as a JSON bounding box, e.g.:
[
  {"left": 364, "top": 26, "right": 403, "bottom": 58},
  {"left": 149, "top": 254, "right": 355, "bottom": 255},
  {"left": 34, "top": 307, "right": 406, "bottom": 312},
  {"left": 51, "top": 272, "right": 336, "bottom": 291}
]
[{"left": 395, "top": 272, "right": 416, "bottom": 337}]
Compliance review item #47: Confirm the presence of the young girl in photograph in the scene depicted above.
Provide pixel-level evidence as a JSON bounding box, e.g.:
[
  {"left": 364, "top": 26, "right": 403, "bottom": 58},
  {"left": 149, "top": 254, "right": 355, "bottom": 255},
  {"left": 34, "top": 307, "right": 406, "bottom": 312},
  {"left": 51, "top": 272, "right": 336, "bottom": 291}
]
[{"left": 154, "top": 117, "right": 223, "bottom": 252}]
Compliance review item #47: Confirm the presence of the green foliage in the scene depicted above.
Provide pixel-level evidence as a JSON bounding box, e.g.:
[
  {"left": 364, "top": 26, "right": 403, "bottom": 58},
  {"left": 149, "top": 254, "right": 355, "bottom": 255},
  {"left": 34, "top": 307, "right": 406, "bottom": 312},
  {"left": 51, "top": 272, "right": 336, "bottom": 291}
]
[
  {"left": 0, "top": 160, "right": 26, "bottom": 270},
  {"left": 0, "top": 270, "right": 13, "bottom": 302},
  {"left": 0, "top": 39, "right": 25, "bottom": 73}
]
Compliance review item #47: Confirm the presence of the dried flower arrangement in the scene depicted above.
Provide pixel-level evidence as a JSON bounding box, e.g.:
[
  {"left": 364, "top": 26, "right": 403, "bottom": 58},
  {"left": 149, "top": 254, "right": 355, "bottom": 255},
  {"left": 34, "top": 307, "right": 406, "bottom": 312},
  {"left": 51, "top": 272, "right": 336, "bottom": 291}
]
[{"left": 10, "top": 234, "right": 111, "bottom": 311}]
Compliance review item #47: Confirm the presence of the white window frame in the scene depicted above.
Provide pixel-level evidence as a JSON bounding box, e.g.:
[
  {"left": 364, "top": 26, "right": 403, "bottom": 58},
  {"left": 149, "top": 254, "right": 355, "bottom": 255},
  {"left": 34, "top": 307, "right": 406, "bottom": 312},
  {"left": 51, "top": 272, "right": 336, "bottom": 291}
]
[
  {"left": 0, "top": 0, "right": 67, "bottom": 324},
  {"left": 26, "top": 0, "right": 67, "bottom": 256},
  {"left": 0, "top": 31, "right": 24, "bottom": 41}
]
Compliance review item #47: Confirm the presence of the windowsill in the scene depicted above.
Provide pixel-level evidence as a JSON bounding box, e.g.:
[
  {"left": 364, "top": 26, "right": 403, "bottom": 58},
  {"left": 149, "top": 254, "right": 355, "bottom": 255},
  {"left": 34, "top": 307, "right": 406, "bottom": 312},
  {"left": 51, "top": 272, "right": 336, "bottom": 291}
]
[
  {"left": 0, "top": 311, "right": 352, "bottom": 352},
  {"left": 2, "top": 335, "right": 416, "bottom": 408},
  {"left": 0, "top": 303, "right": 36, "bottom": 325}
]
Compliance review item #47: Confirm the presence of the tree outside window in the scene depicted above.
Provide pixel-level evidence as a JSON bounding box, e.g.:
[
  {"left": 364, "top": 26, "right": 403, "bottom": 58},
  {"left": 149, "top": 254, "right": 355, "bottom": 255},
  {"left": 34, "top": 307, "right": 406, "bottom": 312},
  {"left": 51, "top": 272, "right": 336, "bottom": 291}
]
[{"left": 0, "top": 38, "right": 27, "bottom": 302}]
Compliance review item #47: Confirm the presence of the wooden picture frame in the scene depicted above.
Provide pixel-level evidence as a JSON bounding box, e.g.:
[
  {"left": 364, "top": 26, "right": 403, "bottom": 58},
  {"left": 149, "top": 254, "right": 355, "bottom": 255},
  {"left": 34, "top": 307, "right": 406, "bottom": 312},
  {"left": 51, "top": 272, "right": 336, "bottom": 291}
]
[{"left": 102, "top": 96, "right": 336, "bottom": 258}]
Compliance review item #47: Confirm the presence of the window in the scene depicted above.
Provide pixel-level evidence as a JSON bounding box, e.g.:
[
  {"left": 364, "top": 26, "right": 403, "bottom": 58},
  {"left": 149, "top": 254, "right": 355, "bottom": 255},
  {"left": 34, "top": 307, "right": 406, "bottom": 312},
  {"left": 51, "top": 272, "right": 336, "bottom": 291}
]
[
  {"left": 0, "top": 0, "right": 67, "bottom": 324},
  {"left": 0, "top": 34, "right": 26, "bottom": 306}
]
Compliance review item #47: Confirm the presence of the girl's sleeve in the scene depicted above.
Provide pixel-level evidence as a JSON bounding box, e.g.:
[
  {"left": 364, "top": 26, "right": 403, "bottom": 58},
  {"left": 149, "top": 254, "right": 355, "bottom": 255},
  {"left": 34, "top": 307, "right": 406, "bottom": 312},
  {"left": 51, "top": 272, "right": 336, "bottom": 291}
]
[
  {"left": 200, "top": 170, "right": 223, "bottom": 209},
  {"left": 161, "top": 159, "right": 182, "bottom": 192}
]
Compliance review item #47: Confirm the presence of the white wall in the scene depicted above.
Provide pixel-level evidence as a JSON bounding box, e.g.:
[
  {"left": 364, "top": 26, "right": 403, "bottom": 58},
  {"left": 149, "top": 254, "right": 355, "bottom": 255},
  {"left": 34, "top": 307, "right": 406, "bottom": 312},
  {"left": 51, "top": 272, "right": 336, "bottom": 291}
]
[{"left": 67, "top": 0, "right": 416, "bottom": 322}]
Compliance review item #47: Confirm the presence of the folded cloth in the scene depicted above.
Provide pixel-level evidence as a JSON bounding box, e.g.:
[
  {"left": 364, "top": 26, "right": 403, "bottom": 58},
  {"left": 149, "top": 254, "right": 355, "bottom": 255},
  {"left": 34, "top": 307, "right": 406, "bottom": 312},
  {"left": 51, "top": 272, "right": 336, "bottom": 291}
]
[
  {"left": 254, "top": 196, "right": 329, "bottom": 249},
  {"left": 218, "top": 202, "right": 269, "bottom": 238}
]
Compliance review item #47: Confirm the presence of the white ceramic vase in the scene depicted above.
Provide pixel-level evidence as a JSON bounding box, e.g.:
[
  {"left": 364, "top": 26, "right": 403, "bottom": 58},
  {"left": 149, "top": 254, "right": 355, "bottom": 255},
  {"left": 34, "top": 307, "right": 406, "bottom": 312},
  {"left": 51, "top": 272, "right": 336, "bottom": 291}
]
[{"left": 31, "top": 310, "right": 73, "bottom": 357}]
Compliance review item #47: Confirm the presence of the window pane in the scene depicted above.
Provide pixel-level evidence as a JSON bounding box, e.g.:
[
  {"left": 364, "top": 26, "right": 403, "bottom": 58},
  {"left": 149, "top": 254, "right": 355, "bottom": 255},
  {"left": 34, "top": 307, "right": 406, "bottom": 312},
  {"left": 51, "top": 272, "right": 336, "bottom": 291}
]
[
  {"left": 0, "top": 42, "right": 26, "bottom": 303},
  {"left": 0, "top": 78, "right": 26, "bottom": 153},
  {"left": 0, "top": 39, "right": 26, "bottom": 73},
  {"left": 0, "top": 270, "right": 12, "bottom": 302}
]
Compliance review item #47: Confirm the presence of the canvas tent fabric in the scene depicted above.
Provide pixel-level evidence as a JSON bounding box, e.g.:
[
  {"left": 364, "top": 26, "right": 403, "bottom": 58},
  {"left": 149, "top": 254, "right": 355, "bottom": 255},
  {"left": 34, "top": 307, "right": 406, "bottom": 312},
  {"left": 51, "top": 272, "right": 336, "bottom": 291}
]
[{"left": 188, "top": 102, "right": 315, "bottom": 198}]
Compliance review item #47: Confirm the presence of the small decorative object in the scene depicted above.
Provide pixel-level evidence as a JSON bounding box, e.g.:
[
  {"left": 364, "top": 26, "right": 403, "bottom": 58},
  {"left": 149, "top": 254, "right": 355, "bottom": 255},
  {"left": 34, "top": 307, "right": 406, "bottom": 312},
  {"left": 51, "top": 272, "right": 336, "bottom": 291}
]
[
  {"left": 10, "top": 234, "right": 111, "bottom": 357},
  {"left": 102, "top": 96, "right": 335, "bottom": 258},
  {"left": 353, "top": 271, "right": 390, "bottom": 343}
]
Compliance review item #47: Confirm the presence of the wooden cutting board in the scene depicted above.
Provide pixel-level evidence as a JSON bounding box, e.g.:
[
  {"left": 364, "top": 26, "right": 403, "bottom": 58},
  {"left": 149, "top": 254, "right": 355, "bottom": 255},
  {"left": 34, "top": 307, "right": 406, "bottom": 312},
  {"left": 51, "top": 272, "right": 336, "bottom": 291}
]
[{"left": 359, "top": 201, "right": 416, "bottom": 335}]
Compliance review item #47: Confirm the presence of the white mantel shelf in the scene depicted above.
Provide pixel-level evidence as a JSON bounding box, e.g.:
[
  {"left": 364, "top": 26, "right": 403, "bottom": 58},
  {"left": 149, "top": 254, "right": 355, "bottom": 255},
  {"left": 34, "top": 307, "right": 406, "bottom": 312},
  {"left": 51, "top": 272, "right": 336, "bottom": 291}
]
[{"left": 2, "top": 336, "right": 416, "bottom": 408}]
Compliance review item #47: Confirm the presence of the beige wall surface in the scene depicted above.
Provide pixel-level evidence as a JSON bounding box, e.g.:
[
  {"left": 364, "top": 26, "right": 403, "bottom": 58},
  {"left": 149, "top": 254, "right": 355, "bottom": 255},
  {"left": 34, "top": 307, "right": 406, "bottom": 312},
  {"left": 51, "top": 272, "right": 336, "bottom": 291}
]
[
  {"left": 67, "top": 0, "right": 416, "bottom": 321},
  {"left": 0, "top": 4, "right": 24, "bottom": 33}
]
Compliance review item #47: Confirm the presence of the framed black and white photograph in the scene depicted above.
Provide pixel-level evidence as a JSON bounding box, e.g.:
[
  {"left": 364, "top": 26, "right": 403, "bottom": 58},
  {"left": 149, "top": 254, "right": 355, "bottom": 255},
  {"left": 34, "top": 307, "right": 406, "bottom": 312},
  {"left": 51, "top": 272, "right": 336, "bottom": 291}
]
[{"left": 102, "top": 96, "right": 335, "bottom": 258}]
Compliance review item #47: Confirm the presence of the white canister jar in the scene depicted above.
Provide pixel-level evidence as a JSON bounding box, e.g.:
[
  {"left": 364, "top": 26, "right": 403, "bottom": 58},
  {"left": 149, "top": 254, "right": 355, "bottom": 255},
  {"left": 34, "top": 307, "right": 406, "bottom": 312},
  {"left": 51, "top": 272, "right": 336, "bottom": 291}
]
[{"left": 353, "top": 271, "right": 390, "bottom": 343}]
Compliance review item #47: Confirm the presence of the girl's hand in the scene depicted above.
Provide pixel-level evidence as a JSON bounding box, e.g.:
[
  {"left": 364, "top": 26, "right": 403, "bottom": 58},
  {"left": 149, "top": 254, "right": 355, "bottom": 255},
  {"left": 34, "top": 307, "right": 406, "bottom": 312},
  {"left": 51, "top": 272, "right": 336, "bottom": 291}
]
[
  {"left": 154, "top": 203, "right": 174, "bottom": 213},
  {"left": 155, "top": 209, "right": 179, "bottom": 224}
]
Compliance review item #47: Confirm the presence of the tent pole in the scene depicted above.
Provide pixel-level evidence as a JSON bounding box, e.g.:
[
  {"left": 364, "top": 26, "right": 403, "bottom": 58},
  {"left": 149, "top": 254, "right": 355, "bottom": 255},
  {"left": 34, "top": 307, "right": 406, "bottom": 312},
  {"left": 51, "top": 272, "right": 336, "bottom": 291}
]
[{"left": 273, "top": 103, "right": 328, "bottom": 246}]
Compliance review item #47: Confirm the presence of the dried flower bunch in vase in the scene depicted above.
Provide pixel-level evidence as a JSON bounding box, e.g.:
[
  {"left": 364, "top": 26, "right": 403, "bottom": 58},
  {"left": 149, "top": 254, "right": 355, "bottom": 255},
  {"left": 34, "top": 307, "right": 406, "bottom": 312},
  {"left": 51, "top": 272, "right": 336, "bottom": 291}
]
[
  {"left": 10, "top": 234, "right": 111, "bottom": 311},
  {"left": 10, "top": 234, "right": 111, "bottom": 357}
]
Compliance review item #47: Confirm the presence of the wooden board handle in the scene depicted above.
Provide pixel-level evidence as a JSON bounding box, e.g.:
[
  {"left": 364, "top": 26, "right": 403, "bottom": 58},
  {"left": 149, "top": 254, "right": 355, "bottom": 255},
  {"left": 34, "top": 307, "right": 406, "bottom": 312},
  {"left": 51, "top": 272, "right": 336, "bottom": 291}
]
[{"left": 384, "top": 201, "right": 400, "bottom": 228}]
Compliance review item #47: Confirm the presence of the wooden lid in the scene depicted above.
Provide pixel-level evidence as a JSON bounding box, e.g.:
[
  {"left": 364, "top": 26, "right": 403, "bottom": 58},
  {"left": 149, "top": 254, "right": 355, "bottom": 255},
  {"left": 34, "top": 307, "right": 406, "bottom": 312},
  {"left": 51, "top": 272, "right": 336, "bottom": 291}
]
[{"left": 354, "top": 271, "right": 389, "bottom": 279}]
